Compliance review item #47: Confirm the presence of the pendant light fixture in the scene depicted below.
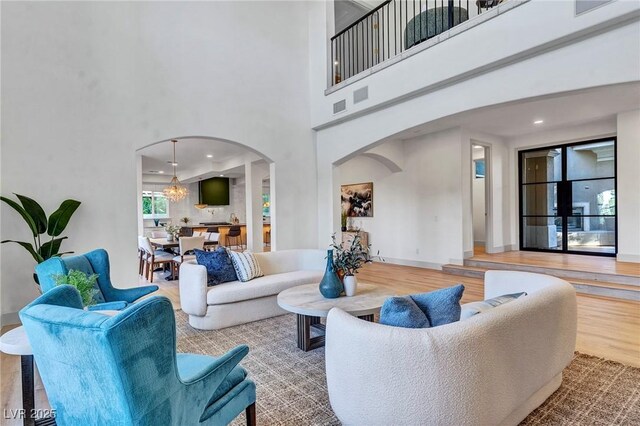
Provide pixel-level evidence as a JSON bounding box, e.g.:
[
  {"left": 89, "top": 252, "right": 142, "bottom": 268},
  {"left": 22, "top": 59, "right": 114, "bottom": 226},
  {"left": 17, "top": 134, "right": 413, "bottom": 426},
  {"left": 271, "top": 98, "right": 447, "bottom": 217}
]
[{"left": 163, "top": 139, "right": 189, "bottom": 202}]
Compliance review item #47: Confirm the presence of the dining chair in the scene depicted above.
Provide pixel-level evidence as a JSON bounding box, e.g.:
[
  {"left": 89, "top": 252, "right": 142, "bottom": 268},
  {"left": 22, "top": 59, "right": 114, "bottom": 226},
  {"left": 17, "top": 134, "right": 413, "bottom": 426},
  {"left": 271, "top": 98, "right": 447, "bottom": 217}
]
[
  {"left": 19, "top": 285, "right": 257, "bottom": 425},
  {"left": 139, "top": 236, "right": 174, "bottom": 283},
  {"left": 226, "top": 225, "right": 244, "bottom": 250},
  {"left": 172, "top": 236, "right": 205, "bottom": 279}
]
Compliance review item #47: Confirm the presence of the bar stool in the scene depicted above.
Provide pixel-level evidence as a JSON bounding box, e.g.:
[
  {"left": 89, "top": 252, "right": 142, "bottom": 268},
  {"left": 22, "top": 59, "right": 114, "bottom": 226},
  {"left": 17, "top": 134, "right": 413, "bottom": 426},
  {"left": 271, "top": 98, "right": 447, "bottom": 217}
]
[{"left": 226, "top": 225, "right": 244, "bottom": 250}]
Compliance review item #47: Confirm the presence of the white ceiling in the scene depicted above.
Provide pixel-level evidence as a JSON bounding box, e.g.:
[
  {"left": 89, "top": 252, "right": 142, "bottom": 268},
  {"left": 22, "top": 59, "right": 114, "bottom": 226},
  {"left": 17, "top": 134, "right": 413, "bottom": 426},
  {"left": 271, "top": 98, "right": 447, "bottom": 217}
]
[
  {"left": 398, "top": 83, "right": 640, "bottom": 140},
  {"left": 139, "top": 137, "right": 256, "bottom": 179}
]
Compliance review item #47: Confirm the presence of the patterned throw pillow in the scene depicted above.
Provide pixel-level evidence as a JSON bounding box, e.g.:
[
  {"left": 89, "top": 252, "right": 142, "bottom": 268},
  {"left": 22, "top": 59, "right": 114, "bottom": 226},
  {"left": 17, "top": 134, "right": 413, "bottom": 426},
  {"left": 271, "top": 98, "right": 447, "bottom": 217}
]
[
  {"left": 194, "top": 248, "right": 238, "bottom": 286},
  {"left": 461, "top": 292, "right": 527, "bottom": 320},
  {"left": 227, "top": 250, "right": 264, "bottom": 282}
]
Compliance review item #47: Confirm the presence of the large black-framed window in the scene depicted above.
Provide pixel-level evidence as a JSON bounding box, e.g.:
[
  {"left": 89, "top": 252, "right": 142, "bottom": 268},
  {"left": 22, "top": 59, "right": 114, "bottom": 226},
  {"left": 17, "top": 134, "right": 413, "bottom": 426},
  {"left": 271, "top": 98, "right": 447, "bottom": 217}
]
[{"left": 518, "top": 138, "right": 617, "bottom": 257}]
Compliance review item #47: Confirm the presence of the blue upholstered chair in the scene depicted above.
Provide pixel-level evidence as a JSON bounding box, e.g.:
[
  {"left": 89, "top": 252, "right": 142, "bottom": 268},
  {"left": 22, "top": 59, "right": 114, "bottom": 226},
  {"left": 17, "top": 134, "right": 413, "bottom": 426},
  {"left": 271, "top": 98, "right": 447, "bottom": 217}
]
[
  {"left": 19, "top": 285, "right": 257, "bottom": 426},
  {"left": 35, "top": 248, "right": 158, "bottom": 311}
]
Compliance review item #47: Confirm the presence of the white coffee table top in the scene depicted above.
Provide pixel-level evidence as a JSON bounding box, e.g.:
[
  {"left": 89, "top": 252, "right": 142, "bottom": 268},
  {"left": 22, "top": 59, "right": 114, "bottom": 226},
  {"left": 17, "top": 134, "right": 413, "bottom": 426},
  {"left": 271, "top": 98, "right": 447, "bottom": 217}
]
[
  {"left": 277, "top": 283, "right": 394, "bottom": 318},
  {"left": 0, "top": 326, "right": 32, "bottom": 356}
]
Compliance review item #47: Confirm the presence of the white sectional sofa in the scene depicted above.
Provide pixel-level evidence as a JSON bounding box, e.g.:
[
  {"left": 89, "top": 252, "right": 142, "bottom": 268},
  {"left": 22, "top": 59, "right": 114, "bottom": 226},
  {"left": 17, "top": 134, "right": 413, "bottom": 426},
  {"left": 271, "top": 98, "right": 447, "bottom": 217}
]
[
  {"left": 179, "top": 249, "right": 326, "bottom": 330},
  {"left": 325, "top": 270, "right": 577, "bottom": 426}
]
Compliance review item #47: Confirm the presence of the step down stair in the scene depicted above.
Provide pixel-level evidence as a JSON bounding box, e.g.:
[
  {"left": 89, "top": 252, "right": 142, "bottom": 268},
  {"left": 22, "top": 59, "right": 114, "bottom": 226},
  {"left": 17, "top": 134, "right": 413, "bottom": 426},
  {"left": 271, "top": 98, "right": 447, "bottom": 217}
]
[{"left": 441, "top": 261, "right": 640, "bottom": 302}]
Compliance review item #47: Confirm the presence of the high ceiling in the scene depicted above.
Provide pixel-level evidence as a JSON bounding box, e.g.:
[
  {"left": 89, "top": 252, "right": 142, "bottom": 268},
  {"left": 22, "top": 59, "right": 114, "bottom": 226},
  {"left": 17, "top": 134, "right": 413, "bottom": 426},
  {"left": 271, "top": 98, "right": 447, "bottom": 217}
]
[{"left": 398, "top": 83, "right": 640, "bottom": 140}]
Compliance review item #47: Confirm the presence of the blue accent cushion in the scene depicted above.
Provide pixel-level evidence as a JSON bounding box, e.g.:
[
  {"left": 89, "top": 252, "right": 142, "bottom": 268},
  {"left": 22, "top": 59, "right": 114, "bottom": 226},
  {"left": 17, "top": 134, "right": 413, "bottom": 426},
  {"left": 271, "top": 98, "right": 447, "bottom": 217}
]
[
  {"left": 379, "top": 284, "right": 465, "bottom": 329},
  {"left": 380, "top": 296, "right": 430, "bottom": 328},
  {"left": 410, "top": 284, "right": 465, "bottom": 327},
  {"left": 461, "top": 292, "right": 527, "bottom": 320},
  {"left": 195, "top": 248, "right": 238, "bottom": 286}
]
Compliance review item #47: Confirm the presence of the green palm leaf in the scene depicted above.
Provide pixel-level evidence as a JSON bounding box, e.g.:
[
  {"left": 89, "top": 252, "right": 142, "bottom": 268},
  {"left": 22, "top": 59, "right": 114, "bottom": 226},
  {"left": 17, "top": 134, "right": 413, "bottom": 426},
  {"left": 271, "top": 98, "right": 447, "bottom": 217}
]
[
  {"left": 15, "top": 194, "right": 48, "bottom": 234},
  {"left": 47, "top": 199, "right": 81, "bottom": 237},
  {"left": 1, "top": 240, "right": 44, "bottom": 263},
  {"left": 0, "top": 196, "right": 38, "bottom": 237},
  {"left": 39, "top": 237, "right": 68, "bottom": 260}
]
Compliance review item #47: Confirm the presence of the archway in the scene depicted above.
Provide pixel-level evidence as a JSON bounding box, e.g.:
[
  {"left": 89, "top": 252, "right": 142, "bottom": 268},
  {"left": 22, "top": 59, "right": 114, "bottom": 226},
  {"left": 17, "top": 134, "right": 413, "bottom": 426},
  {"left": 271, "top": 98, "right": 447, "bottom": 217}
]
[{"left": 135, "top": 136, "right": 275, "bottom": 272}]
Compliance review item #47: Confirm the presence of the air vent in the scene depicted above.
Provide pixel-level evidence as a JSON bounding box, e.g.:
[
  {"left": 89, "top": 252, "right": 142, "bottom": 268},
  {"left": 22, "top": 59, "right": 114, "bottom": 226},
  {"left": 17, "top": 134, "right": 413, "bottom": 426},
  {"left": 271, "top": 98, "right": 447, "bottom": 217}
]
[
  {"left": 333, "top": 99, "right": 346, "bottom": 114},
  {"left": 353, "top": 86, "right": 368, "bottom": 104}
]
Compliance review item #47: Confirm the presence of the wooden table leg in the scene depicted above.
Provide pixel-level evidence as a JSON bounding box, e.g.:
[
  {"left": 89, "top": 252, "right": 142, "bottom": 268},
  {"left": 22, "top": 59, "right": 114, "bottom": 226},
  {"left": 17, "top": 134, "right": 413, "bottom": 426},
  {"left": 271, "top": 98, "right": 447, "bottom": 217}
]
[
  {"left": 296, "top": 314, "right": 326, "bottom": 351},
  {"left": 358, "top": 314, "right": 375, "bottom": 322}
]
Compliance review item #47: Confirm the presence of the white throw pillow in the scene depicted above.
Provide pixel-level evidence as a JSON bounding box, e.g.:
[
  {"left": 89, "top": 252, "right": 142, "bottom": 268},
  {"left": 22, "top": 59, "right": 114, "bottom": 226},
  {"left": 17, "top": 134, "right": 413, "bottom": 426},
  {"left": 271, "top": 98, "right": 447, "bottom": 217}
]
[
  {"left": 227, "top": 250, "right": 264, "bottom": 282},
  {"left": 461, "top": 292, "right": 526, "bottom": 320}
]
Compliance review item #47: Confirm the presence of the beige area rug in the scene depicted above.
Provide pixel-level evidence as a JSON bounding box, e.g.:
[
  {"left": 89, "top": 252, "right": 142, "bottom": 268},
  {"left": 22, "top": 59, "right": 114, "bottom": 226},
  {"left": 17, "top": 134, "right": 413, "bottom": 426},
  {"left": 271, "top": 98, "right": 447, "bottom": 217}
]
[{"left": 175, "top": 311, "right": 640, "bottom": 425}]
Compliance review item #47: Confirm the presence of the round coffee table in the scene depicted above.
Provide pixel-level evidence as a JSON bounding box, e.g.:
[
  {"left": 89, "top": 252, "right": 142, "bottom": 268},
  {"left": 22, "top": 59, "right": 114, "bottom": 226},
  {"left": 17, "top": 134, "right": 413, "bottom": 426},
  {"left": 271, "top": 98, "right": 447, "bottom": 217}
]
[{"left": 277, "top": 283, "right": 393, "bottom": 351}]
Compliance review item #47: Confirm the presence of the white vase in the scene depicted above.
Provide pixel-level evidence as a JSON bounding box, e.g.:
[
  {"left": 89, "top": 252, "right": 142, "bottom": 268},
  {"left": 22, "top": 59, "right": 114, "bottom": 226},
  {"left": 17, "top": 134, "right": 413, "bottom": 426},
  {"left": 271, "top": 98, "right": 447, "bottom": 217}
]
[
  {"left": 343, "top": 275, "right": 358, "bottom": 297},
  {"left": 166, "top": 234, "right": 174, "bottom": 242}
]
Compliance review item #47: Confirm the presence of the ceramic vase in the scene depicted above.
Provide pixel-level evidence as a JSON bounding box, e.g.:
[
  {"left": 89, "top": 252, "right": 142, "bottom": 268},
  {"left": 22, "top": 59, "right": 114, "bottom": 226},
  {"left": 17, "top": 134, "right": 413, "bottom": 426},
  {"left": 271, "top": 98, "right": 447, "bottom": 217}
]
[
  {"left": 166, "top": 234, "right": 174, "bottom": 242},
  {"left": 343, "top": 275, "right": 358, "bottom": 297},
  {"left": 319, "top": 249, "right": 343, "bottom": 299}
]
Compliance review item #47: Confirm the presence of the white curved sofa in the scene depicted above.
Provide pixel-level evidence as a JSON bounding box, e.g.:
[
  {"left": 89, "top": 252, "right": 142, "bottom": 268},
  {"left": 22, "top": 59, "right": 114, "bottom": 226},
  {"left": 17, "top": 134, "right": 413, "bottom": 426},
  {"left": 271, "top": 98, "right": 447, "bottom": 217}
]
[
  {"left": 179, "top": 249, "right": 325, "bottom": 330},
  {"left": 325, "top": 271, "right": 577, "bottom": 426}
]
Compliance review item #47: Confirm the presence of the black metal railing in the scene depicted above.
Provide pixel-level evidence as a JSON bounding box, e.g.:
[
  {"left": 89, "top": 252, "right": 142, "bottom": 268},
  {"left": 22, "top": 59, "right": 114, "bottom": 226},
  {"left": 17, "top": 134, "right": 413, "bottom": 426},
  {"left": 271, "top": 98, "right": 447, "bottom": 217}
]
[{"left": 330, "top": 0, "right": 503, "bottom": 86}]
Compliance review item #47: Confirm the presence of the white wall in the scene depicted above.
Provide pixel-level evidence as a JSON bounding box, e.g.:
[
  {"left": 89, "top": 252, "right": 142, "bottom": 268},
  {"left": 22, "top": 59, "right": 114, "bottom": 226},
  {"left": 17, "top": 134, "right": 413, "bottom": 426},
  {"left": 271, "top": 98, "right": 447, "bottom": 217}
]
[
  {"left": 616, "top": 109, "right": 640, "bottom": 262},
  {"left": 337, "top": 129, "right": 466, "bottom": 267},
  {"left": 1, "top": 1, "right": 317, "bottom": 324}
]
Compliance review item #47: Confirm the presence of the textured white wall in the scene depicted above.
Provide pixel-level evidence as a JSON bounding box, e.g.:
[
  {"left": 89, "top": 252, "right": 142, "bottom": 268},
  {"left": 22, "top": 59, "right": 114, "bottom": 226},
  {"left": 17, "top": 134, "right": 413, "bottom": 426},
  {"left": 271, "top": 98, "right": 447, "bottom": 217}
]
[
  {"left": 337, "top": 129, "right": 466, "bottom": 267},
  {"left": 0, "top": 1, "right": 317, "bottom": 323}
]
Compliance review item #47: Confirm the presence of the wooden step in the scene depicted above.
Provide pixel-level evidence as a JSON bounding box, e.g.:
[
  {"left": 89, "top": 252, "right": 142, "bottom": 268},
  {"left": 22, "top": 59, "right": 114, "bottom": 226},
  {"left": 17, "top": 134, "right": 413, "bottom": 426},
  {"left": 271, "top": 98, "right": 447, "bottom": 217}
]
[
  {"left": 442, "top": 264, "right": 639, "bottom": 301},
  {"left": 568, "top": 278, "right": 640, "bottom": 301},
  {"left": 463, "top": 259, "right": 640, "bottom": 286},
  {"left": 441, "top": 264, "right": 486, "bottom": 279}
]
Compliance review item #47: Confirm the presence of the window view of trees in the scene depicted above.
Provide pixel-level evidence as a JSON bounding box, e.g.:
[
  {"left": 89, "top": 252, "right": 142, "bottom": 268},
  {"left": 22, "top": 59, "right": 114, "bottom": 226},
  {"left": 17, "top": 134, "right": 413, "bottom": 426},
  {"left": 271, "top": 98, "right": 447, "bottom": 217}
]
[{"left": 142, "top": 191, "right": 169, "bottom": 218}]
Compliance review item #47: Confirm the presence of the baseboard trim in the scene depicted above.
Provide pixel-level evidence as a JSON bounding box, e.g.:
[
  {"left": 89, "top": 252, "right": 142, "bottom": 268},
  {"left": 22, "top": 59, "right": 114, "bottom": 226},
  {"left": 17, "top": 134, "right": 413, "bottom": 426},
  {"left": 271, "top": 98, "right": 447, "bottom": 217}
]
[
  {"left": 617, "top": 254, "right": 640, "bottom": 263},
  {"left": 463, "top": 250, "right": 474, "bottom": 259},
  {"left": 381, "top": 257, "right": 442, "bottom": 270},
  {"left": 1, "top": 312, "right": 21, "bottom": 327}
]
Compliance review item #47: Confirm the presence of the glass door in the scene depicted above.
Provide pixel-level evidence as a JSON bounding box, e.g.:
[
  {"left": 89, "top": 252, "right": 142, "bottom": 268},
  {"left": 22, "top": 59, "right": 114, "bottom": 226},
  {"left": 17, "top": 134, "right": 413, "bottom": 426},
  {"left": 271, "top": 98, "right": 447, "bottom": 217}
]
[{"left": 519, "top": 138, "right": 616, "bottom": 256}]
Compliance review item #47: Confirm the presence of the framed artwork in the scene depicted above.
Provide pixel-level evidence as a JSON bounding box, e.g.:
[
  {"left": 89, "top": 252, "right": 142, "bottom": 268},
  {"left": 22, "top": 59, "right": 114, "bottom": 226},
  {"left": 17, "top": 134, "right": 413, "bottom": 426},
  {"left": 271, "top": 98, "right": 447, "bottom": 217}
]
[
  {"left": 341, "top": 182, "right": 373, "bottom": 217},
  {"left": 475, "top": 159, "right": 485, "bottom": 178}
]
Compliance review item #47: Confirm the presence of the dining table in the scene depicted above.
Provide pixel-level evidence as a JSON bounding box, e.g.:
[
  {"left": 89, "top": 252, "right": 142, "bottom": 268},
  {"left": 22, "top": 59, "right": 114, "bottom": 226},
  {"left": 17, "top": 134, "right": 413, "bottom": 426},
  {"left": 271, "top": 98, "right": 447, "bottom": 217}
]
[{"left": 149, "top": 238, "right": 218, "bottom": 250}]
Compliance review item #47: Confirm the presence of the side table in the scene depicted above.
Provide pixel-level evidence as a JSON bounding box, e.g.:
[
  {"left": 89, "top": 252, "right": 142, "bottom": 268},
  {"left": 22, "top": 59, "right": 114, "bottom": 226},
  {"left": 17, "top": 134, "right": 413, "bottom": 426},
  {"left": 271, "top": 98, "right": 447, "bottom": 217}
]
[{"left": 0, "top": 326, "right": 56, "bottom": 426}]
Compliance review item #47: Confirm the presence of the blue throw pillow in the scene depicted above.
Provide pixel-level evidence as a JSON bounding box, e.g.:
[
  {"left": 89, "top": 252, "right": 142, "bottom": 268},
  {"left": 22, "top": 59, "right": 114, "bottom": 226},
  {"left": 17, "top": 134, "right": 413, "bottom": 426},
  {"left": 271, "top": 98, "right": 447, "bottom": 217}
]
[
  {"left": 380, "top": 296, "right": 430, "bottom": 328},
  {"left": 410, "top": 284, "right": 465, "bottom": 326},
  {"left": 194, "top": 248, "right": 238, "bottom": 286}
]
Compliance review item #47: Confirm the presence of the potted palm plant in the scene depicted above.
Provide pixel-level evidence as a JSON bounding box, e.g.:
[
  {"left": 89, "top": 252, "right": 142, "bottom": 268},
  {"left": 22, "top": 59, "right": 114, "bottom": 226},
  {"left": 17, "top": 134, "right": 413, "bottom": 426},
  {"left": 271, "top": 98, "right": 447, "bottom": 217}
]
[{"left": 1, "top": 193, "right": 81, "bottom": 285}]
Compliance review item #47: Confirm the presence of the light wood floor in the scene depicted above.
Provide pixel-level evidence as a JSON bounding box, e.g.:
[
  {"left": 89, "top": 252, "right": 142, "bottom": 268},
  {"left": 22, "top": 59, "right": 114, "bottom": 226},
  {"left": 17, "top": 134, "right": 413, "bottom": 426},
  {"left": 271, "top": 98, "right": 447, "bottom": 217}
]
[
  {"left": 2, "top": 261, "right": 639, "bottom": 423},
  {"left": 471, "top": 247, "right": 640, "bottom": 277}
]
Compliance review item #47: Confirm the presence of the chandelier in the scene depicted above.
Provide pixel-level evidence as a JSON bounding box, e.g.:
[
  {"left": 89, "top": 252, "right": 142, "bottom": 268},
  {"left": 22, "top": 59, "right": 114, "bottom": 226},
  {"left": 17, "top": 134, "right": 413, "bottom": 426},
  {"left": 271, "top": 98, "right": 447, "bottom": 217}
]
[{"left": 163, "top": 139, "right": 189, "bottom": 202}]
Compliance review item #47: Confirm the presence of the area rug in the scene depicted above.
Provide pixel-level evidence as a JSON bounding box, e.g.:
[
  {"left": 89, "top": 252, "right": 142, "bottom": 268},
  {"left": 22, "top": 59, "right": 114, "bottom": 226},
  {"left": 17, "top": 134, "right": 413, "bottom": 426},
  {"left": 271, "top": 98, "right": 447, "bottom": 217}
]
[{"left": 175, "top": 311, "right": 640, "bottom": 425}]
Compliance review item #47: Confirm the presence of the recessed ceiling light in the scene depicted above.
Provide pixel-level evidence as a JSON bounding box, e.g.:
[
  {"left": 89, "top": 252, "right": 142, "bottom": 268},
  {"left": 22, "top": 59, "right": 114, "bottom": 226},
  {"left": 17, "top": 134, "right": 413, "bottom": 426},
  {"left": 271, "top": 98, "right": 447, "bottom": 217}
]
[
  {"left": 158, "top": 171, "right": 164, "bottom": 174},
  {"left": 473, "top": 145, "right": 483, "bottom": 149},
  {"left": 167, "top": 161, "right": 178, "bottom": 166},
  {"left": 533, "top": 120, "right": 544, "bottom": 125},
  {"left": 206, "top": 155, "right": 213, "bottom": 158},
  {"left": 220, "top": 174, "right": 224, "bottom": 177}
]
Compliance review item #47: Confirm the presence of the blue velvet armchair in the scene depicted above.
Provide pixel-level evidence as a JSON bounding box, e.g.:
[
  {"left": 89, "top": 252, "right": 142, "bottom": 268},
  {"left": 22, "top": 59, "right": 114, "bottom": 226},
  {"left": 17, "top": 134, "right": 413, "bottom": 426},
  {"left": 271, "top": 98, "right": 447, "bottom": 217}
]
[
  {"left": 19, "top": 285, "right": 257, "bottom": 426},
  {"left": 35, "top": 248, "right": 158, "bottom": 311}
]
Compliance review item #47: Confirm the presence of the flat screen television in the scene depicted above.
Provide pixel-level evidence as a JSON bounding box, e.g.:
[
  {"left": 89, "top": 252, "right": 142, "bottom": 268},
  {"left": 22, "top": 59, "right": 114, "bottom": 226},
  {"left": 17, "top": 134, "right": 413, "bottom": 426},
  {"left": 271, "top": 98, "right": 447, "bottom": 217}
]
[{"left": 199, "top": 177, "right": 230, "bottom": 206}]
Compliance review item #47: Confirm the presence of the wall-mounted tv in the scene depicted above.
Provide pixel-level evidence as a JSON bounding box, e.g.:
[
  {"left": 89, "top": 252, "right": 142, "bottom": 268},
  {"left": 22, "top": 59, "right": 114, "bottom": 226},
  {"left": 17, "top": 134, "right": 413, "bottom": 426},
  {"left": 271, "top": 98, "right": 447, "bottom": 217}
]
[{"left": 199, "top": 177, "right": 230, "bottom": 206}]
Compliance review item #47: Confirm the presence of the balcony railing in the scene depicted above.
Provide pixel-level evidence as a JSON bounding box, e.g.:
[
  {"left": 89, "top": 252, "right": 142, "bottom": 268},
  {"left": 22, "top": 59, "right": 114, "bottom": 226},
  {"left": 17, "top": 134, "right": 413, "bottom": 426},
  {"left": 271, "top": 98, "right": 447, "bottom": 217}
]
[{"left": 330, "top": 0, "right": 503, "bottom": 86}]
